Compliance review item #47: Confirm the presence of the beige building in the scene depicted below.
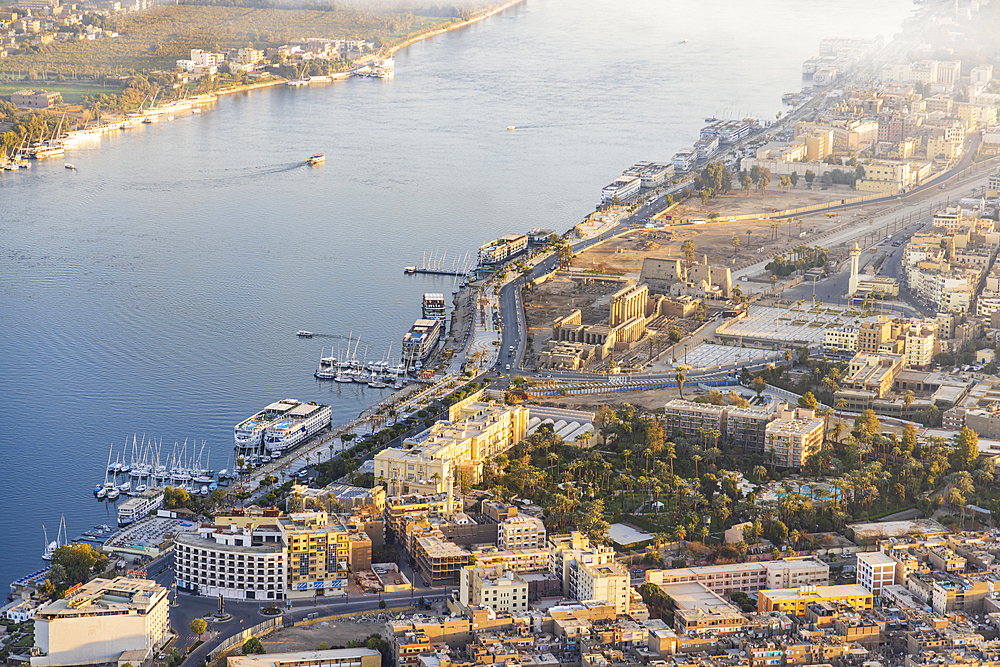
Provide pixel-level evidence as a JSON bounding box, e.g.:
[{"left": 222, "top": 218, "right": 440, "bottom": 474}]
[
  {"left": 228, "top": 649, "right": 382, "bottom": 667},
  {"left": 823, "top": 326, "right": 859, "bottom": 352},
  {"left": 31, "top": 577, "right": 169, "bottom": 667},
  {"left": 764, "top": 407, "right": 824, "bottom": 467},
  {"left": 857, "top": 161, "right": 913, "bottom": 194},
  {"left": 12, "top": 89, "right": 61, "bottom": 108},
  {"left": 576, "top": 559, "right": 630, "bottom": 616},
  {"left": 646, "top": 559, "right": 828, "bottom": 596},
  {"left": 549, "top": 532, "right": 628, "bottom": 613},
  {"left": 856, "top": 551, "right": 896, "bottom": 596},
  {"left": 498, "top": 515, "right": 545, "bottom": 550},
  {"left": 375, "top": 393, "right": 529, "bottom": 496},
  {"left": 458, "top": 563, "right": 529, "bottom": 612}
]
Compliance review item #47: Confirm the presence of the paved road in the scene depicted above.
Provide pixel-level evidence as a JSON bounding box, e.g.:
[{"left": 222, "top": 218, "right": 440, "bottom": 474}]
[{"left": 179, "top": 589, "right": 455, "bottom": 667}]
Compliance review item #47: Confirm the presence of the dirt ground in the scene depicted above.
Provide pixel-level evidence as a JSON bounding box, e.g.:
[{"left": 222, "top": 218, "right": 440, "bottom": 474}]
[
  {"left": 668, "top": 184, "right": 858, "bottom": 220},
  {"left": 534, "top": 384, "right": 723, "bottom": 412},
  {"left": 261, "top": 618, "right": 389, "bottom": 652},
  {"left": 574, "top": 185, "right": 889, "bottom": 274}
]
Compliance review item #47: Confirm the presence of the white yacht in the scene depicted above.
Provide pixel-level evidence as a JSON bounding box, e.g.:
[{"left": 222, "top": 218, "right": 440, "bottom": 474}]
[{"left": 117, "top": 488, "right": 164, "bottom": 526}]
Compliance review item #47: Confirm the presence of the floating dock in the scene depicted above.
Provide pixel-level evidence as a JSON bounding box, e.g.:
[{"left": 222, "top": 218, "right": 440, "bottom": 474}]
[{"left": 404, "top": 266, "right": 468, "bottom": 277}]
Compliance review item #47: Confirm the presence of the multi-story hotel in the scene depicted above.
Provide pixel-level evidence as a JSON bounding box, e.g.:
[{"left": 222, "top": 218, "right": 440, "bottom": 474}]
[
  {"left": 31, "top": 577, "right": 170, "bottom": 667},
  {"left": 764, "top": 407, "right": 824, "bottom": 468},
  {"left": 175, "top": 509, "right": 287, "bottom": 601},
  {"left": 757, "top": 584, "right": 874, "bottom": 615},
  {"left": 645, "top": 559, "right": 829, "bottom": 596},
  {"left": 375, "top": 392, "right": 529, "bottom": 497},
  {"left": 458, "top": 564, "right": 529, "bottom": 613}
]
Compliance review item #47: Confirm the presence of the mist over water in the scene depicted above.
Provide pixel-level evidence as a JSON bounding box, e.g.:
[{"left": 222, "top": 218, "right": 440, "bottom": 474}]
[{"left": 0, "top": 0, "right": 913, "bottom": 586}]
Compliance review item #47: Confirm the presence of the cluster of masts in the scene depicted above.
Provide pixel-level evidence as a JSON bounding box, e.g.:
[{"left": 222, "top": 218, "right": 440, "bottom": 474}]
[
  {"left": 93, "top": 435, "right": 236, "bottom": 500},
  {"left": 315, "top": 332, "right": 407, "bottom": 389},
  {"left": 421, "top": 249, "right": 474, "bottom": 274}
]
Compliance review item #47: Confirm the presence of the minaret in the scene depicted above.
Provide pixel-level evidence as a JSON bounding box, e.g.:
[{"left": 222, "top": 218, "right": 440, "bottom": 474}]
[{"left": 848, "top": 241, "right": 861, "bottom": 297}]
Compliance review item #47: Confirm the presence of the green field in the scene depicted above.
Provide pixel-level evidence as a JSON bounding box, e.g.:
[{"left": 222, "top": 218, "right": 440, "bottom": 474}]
[
  {"left": 0, "top": 82, "right": 117, "bottom": 104},
  {"left": 0, "top": 5, "right": 476, "bottom": 77}
]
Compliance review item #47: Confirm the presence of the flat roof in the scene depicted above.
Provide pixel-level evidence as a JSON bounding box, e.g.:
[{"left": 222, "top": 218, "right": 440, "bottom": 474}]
[
  {"left": 856, "top": 551, "right": 896, "bottom": 565},
  {"left": 228, "top": 648, "right": 382, "bottom": 667},
  {"left": 760, "top": 584, "right": 872, "bottom": 602},
  {"left": 607, "top": 523, "right": 654, "bottom": 546},
  {"left": 657, "top": 582, "right": 739, "bottom": 613},
  {"left": 848, "top": 518, "right": 949, "bottom": 540}
]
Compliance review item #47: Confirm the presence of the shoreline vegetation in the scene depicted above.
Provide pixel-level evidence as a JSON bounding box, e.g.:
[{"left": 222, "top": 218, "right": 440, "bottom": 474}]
[{"left": 0, "top": 0, "right": 525, "bottom": 148}]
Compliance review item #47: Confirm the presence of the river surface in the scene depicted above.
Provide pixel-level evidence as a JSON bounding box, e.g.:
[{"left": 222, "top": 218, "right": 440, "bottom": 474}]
[{"left": 0, "top": 0, "right": 914, "bottom": 587}]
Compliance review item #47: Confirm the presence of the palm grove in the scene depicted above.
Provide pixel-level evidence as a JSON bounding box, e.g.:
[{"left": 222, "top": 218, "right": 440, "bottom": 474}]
[{"left": 482, "top": 380, "right": 996, "bottom": 559}]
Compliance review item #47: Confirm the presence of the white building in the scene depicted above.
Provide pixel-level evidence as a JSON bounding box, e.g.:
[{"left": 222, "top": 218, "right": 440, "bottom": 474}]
[
  {"left": 5, "top": 599, "right": 37, "bottom": 623},
  {"left": 548, "top": 531, "right": 629, "bottom": 614},
  {"left": 856, "top": 551, "right": 896, "bottom": 597},
  {"left": 31, "top": 577, "right": 169, "bottom": 667},
  {"left": 671, "top": 149, "right": 696, "bottom": 173},
  {"left": 498, "top": 514, "right": 545, "bottom": 550},
  {"left": 174, "top": 516, "right": 287, "bottom": 600},
  {"left": 601, "top": 176, "right": 641, "bottom": 204},
  {"left": 645, "top": 559, "right": 829, "bottom": 596}
]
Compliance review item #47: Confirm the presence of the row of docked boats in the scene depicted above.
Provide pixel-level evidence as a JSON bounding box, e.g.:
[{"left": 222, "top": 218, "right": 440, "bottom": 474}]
[
  {"left": 313, "top": 334, "right": 406, "bottom": 388},
  {"left": 92, "top": 435, "right": 236, "bottom": 500}
]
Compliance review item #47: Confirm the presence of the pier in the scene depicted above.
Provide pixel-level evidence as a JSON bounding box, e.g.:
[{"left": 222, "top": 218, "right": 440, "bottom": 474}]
[{"left": 404, "top": 266, "right": 468, "bottom": 277}]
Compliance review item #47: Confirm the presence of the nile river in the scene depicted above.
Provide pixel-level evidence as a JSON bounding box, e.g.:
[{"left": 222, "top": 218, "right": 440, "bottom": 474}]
[{"left": 0, "top": 0, "right": 914, "bottom": 586}]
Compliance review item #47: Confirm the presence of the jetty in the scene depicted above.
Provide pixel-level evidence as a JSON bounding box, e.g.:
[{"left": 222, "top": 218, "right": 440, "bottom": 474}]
[{"left": 404, "top": 266, "right": 468, "bottom": 277}]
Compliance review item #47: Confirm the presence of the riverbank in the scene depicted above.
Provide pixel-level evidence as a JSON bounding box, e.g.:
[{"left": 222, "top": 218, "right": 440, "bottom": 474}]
[{"left": 384, "top": 0, "right": 527, "bottom": 58}]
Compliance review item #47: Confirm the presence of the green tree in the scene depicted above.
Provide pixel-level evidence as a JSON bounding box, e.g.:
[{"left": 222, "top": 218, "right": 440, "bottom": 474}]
[
  {"left": 681, "top": 240, "right": 697, "bottom": 269},
  {"left": 769, "top": 520, "right": 788, "bottom": 545},
  {"left": 242, "top": 637, "right": 266, "bottom": 655},
  {"left": 53, "top": 543, "right": 108, "bottom": 587},
  {"left": 190, "top": 618, "right": 207, "bottom": 639},
  {"left": 790, "top": 172, "right": 799, "bottom": 188},
  {"left": 378, "top": 599, "right": 387, "bottom": 609},
  {"left": 804, "top": 170, "right": 815, "bottom": 188},
  {"left": 797, "top": 392, "right": 818, "bottom": 410},
  {"left": 953, "top": 426, "right": 979, "bottom": 470}
]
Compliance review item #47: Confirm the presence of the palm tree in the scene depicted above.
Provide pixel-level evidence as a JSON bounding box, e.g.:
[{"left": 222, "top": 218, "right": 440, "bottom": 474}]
[
  {"left": 903, "top": 390, "right": 915, "bottom": 416},
  {"left": 681, "top": 240, "right": 697, "bottom": 270},
  {"left": 692, "top": 454, "right": 702, "bottom": 480},
  {"left": 770, "top": 223, "right": 779, "bottom": 241},
  {"left": 672, "top": 525, "right": 686, "bottom": 545},
  {"left": 676, "top": 366, "right": 688, "bottom": 399},
  {"left": 732, "top": 235, "right": 740, "bottom": 258},
  {"left": 753, "top": 465, "right": 768, "bottom": 483},
  {"left": 746, "top": 229, "right": 752, "bottom": 251}
]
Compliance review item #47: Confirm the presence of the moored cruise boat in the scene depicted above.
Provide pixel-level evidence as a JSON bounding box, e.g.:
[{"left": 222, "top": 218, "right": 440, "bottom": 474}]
[
  {"left": 234, "top": 399, "right": 301, "bottom": 454},
  {"left": 263, "top": 402, "right": 331, "bottom": 455},
  {"left": 117, "top": 487, "right": 165, "bottom": 526}
]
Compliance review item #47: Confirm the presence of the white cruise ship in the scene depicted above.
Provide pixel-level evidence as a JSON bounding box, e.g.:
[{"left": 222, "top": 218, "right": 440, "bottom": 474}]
[
  {"left": 263, "top": 403, "right": 331, "bottom": 454},
  {"left": 117, "top": 487, "right": 165, "bottom": 526},
  {"left": 234, "top": 400, "right": 300, "bottom": 454}
]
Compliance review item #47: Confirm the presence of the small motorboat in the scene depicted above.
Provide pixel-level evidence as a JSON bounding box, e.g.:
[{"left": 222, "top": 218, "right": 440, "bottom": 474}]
[
  {"left": 307, "top": 154, "right": 325, "bottom": 165},
  {"left": 65, "top": 163, "right": 76, "bottom": 170},
  {"left": 297, "top": 330, "right": 314, "bottom": 337}
]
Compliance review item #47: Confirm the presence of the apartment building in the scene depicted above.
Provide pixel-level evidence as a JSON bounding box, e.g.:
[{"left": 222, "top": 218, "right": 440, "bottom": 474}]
[
  {"left": 458, "top": 564, "right": 529, "bottom": 613},
  {"left": 858, "top": 161, "right": 913, "bottom": 194},
  {"left": 31, "top": 577, "right": 169, "bottom": 667},
  {"left": 414, "top": 534, "right": 474, "bottom": 585},
  {"left": 471, "top": 546, "right": 550, "bottom": 573},
  {"left": 757, "top": 584, "right": 874, "bottom": 615},
  {"left": 764, "top": 408, "right": 824, "bottom": 468},
  {"left": 549, "top": 532, "right": 629, "bottom": 613},
  {"left": 823, "top": 326, "right": 859, "bottom": 353},
  {"left": 281, "top": 511, "right": 351, "bottom": 599},
  {"left": 498, "top": 515, "right": 545, "bottom": 551},
  {"left": 856, "top": 551, "right": 897, "bottom": 596}
]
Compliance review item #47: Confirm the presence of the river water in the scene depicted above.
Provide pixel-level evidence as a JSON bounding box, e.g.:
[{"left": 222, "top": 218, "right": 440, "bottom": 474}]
[{"left": 0, "top": 0, "right": 914, "bottom": 587}]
